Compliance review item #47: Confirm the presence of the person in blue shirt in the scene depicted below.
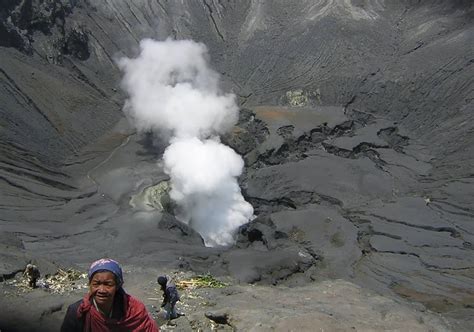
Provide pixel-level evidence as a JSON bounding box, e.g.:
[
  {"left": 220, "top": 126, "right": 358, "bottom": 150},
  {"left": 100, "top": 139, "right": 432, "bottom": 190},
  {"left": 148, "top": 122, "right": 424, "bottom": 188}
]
[{"left": 157, "top": 275, "right": 182, "bottom": 322}]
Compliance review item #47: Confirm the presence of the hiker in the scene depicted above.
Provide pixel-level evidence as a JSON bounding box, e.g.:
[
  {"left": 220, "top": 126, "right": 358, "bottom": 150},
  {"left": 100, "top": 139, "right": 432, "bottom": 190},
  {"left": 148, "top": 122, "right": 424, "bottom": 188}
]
[
  {"left": 60, "top": 258, "right": 159, "bottom": 331},
  {"left": 157, "top": 275, "right": 181, "bottom": 321},
  {"left": 23, "top": 264, "right": 40, "bottom": 288}
]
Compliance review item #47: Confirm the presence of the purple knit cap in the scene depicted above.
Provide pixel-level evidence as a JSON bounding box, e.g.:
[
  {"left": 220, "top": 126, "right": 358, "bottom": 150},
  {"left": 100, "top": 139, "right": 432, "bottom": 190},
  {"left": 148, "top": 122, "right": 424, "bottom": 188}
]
[{"left": 88, "top": 258, "right": 123, "bottom": 286}]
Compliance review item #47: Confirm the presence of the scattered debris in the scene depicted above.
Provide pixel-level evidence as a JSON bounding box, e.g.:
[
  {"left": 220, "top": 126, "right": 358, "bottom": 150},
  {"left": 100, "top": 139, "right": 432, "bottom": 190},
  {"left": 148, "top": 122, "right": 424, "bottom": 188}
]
[
  {"left": 176, "top": 274, "right": 228, "bottom": 290},
  {"left": 8, "top": 268, "right": 87, "bottom": 294},
  {"left": 44, "top": 268, "right": 88, "bottom": 294}
]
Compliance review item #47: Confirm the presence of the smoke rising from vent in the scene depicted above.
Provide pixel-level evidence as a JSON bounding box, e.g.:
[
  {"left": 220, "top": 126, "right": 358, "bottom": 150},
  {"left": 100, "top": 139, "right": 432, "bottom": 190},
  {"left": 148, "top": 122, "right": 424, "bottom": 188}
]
[
  {"left": 118, "top": 38, "right": 253, "bottom": 246},
  {"left": 118, "top": 39, "right": 238, "bottom": 139}
]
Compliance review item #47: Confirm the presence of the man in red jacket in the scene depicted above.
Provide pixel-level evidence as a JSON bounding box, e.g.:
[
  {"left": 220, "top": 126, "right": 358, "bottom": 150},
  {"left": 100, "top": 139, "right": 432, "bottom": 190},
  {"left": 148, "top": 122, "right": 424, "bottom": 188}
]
[{"left": 61, "top": 258, "right": 159, "bottom": 331}]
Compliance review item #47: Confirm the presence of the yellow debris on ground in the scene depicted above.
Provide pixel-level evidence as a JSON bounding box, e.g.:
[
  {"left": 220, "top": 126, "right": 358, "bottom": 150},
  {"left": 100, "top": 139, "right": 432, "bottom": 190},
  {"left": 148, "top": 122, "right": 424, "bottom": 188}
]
[
  {"left": 44, "top": 268, "right": 88, "bottom": 294},
  {"left": 8, "top": 268, "right": 88, "bottom": 294},
  {"left": 176, "top": 274, "right": 227, "bottom": 290}
]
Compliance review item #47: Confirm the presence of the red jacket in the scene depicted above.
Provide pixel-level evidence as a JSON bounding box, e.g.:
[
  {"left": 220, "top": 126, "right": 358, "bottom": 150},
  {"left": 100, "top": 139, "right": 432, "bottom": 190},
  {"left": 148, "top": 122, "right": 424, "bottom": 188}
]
[{"left": 61, "top": 289, "right": 159, "bottom": 331}]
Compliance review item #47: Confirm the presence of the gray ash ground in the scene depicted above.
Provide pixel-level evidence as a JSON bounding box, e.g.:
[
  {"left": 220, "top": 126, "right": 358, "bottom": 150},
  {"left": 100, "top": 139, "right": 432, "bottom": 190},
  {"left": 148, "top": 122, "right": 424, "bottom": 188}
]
[{"left": 1, "top": 0, "right": 473, "bottom": 331}]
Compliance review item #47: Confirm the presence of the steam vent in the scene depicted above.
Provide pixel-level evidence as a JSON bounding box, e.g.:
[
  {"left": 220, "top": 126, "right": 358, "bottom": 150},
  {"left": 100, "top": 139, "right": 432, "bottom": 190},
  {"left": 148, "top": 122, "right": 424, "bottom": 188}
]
[{"left": 1, "top": 1, "right": 473, "bottom": 331}]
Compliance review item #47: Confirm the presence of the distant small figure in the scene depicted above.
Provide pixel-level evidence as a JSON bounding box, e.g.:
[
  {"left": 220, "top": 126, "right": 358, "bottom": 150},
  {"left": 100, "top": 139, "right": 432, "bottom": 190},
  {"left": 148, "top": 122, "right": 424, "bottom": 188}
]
[
  {"left": 157, "top": 275, "right": 182, "bottom": 322},
  {"left": 23, "top": 264, "right": 40, "bottom": 288}
]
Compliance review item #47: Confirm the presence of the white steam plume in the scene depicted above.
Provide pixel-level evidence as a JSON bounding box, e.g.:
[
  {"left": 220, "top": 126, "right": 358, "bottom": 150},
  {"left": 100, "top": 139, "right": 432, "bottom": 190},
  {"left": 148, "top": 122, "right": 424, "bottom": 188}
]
[
  {"left": 119, "top": 39, "right": 237, "bottom": 139},
  {"left": 118, "top": 38, "right": 254, "bottom": 246}
]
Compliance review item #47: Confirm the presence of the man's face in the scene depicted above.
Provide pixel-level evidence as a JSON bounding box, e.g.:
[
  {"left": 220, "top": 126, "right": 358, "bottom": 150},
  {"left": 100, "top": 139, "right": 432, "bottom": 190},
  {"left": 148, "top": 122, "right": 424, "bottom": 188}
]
[{"left": 89, "top": 271, "right": 117, "bottom": 308}]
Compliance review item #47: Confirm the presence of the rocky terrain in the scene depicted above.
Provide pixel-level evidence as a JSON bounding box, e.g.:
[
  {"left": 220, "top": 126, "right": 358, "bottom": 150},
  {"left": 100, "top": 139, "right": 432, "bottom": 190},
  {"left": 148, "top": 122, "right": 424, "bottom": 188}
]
[{"left": 0, "top": 0, "right": 473, "bottom": 331}]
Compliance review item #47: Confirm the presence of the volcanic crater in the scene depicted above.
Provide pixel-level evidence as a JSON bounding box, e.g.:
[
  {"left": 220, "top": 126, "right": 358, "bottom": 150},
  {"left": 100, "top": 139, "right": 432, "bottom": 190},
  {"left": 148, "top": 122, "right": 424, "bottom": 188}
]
[{"left": 0, "top": 1, "right": 473, "bottom": 331}]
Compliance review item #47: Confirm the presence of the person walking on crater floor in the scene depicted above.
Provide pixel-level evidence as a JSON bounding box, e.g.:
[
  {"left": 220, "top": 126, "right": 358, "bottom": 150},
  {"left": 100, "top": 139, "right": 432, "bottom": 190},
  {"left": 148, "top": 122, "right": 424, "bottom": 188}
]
[
  {"left": 157, "top": 275, "right": 182, "bottom": 323},
  {"left": 61, "top": 258, "right": 159, "bottom": 331}
]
